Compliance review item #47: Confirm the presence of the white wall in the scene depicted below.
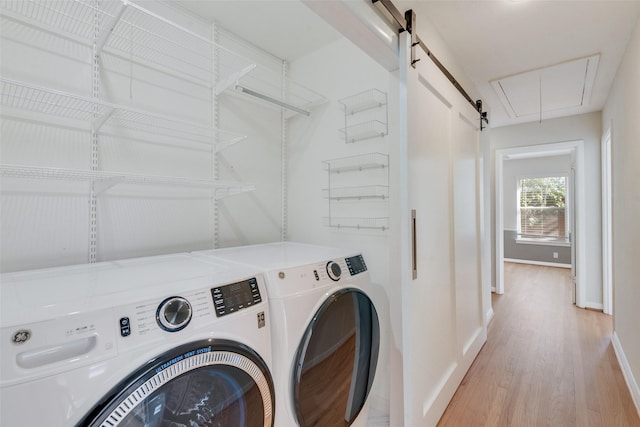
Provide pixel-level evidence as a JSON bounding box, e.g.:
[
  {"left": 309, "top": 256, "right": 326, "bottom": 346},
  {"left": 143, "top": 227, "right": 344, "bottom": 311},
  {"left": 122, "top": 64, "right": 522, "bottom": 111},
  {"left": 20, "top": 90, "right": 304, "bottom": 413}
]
[
  {"left": 602, "top": 15, "right": 640, "bottom": 413},
  {"left": 490, "top": 112, "right": 603, "bottom": 306}
]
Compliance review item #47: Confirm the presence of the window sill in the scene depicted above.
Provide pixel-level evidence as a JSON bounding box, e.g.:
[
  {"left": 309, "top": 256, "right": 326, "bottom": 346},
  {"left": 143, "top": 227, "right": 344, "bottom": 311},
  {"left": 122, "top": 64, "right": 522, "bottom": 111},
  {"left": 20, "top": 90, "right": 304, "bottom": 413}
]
[{"left": 516, "top": 237, "right": 570, "bottom": 247}]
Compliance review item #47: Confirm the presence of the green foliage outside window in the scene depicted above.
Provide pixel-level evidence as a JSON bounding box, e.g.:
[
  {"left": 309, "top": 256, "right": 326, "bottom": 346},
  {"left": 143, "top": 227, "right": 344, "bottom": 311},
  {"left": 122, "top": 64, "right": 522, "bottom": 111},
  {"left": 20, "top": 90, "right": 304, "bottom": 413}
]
[{"left": 519, "top": 177, "right": 567, "bottom": 238}]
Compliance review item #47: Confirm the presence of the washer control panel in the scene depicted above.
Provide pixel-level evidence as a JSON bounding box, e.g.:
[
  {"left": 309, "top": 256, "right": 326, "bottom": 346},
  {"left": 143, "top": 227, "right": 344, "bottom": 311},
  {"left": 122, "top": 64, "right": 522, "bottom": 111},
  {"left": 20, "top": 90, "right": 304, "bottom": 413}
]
[
  {"left": 211, "top": 277, "right": 262, "bottom": 317},
  {"left": 118, "top": 275, "right": 265, "bottom": 341}
]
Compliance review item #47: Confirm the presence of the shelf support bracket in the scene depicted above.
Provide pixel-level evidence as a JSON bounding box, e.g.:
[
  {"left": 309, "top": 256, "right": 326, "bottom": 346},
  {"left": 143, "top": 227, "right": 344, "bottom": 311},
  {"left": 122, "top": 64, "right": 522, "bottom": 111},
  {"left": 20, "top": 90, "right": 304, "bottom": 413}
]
[
  {"left": 96, "top": 1, "right": 128, "bottom": 56},
  {"left": 215, "top": 64, "right": 256, "bottom": 95},
  {"left": 91, "top": 106, "right": 115, "bottom": 132},
  {"left": 214, "top": 134, "right": 247, "bottom": 153},
  {"left": 93, "top": 176, "right": 122, "bottom": 195},
  {"left": 215, "top": 185, "right": 256, "bottom": 200}
]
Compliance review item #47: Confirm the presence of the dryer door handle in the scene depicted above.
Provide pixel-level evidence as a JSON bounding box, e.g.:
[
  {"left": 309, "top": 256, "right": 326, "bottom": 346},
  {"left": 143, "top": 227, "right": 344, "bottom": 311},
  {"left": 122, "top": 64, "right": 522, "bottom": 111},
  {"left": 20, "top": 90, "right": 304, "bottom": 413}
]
[{"left": 17, "top": 335, "right": 97, "bottom": 369}]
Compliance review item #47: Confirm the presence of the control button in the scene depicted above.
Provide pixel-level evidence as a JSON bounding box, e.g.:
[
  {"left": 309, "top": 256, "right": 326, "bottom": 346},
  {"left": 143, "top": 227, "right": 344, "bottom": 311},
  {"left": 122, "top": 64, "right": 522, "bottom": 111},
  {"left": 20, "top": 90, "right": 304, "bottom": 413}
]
[
  {"left": 156, "top": 297, "right": 192, "bottom": 332},
  {"left": 313, "top": 270, "right": 319, "bottom": 281},
  {"left": 326, "top": 261, "right": 341, "bottom": 281},
  {"left": 120, "top": 317, "right": 131, "bottom": 337}
]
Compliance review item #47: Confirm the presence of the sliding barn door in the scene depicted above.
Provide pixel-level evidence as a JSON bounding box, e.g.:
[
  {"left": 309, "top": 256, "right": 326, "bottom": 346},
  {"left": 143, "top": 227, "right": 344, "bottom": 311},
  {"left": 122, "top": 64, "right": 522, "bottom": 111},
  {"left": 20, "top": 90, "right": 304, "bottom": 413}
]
[{"left": 398, "top": 31, "right": 486, "bottom": 426}]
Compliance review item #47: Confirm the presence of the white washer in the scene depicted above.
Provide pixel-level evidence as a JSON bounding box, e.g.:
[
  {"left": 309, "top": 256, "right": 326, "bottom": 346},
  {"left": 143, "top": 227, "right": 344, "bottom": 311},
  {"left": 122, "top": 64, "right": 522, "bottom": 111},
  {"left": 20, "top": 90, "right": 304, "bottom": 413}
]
[
  {"left": 193, "top": 242, "right": 380, "bottom": 427},
  {"left": 1, "top": 253, "right": 275, "bottom": 427}
]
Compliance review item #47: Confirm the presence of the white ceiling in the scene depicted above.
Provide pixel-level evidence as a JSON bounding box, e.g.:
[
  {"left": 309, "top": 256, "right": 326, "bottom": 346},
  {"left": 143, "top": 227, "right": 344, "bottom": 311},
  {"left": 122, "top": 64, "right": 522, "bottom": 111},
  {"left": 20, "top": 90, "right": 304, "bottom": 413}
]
[
  {"left": 396, "top": 0, "right": 640, "bottom": 127},
  {"left": 490, "top": 54, "right": 600, "bottom": 120},
  {"left": 173, "top": 0, "right": 640, "bottom": 128}
]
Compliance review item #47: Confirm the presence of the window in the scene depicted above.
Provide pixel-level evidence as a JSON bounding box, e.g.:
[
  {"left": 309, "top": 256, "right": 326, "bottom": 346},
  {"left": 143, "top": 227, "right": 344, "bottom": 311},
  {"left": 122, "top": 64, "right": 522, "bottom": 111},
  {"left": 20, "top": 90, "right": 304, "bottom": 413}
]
[{"left": 517, "top": 176, "right": 568, "bottom": 240}]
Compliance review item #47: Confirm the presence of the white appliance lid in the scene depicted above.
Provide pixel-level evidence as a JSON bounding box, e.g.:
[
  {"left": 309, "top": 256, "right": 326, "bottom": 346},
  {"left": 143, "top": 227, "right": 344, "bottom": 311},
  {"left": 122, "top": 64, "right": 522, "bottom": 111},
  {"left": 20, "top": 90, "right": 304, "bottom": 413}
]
[
  {"left": 0, "top": 253, "right": 262, "bottom": 327},
  {"left": 196, "top": 242, "right": 358, "bottom": 270}
]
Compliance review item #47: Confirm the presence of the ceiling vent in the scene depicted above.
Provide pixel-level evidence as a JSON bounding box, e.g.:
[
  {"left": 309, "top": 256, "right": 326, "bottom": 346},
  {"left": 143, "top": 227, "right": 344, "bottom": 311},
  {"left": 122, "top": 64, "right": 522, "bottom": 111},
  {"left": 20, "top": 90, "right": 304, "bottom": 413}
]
[{"left": 491, "top": 54, "right": 600, "bottom": 119}]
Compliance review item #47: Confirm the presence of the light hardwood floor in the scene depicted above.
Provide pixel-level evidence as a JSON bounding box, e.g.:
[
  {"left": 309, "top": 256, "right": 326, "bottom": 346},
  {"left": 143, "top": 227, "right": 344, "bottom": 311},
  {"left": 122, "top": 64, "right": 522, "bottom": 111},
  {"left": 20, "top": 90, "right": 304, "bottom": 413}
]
[{"left": 438, "top": 262, "right": 640, "bottom": 427}]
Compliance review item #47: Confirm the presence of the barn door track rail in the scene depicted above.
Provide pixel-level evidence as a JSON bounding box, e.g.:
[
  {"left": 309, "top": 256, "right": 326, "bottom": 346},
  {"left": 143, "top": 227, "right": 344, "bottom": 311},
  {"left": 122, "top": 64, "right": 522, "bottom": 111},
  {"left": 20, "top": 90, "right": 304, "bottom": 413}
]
[{"left": 372, "top": 0, "right": 489, "bottom": 130}]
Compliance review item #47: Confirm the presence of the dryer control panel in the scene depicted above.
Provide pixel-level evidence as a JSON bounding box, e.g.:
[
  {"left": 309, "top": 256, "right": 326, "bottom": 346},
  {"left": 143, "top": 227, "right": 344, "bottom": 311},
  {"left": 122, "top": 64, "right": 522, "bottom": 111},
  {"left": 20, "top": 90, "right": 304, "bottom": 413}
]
[
  {"left": 345, "top": 255, "right": 367, "bottom": 276},
  {"left": 267, "top": 253, "right": 370, "bottom": 299}
]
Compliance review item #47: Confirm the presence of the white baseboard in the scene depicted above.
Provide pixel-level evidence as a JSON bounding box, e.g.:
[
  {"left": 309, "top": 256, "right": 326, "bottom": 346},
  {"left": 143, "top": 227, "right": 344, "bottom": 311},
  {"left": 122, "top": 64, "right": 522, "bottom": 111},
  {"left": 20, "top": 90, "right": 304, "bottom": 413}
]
[
  {"left": 504, "top": 258, "right": 571, "bottom": 269},
  {"left": 585, "top": 302, "right": 604, "bottom": 311},
  {"left": 486, "top": 307, "right": 495, "bottom": 325},
  {"left": 612, "top": 331, "right": 640, "bottom": 418},
  {"left": 423, "top": 327, "right": 487, "bottom": 426}
]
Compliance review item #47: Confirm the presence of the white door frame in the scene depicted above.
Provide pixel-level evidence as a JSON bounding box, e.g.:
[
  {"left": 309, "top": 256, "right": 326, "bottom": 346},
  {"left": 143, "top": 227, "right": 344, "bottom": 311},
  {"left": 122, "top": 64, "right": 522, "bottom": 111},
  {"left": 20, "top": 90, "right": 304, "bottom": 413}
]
[
  {"left": 601, "top": 126, "right": 613, "bottom": 315},
  {"left": 495, "top": 140, "right": 587, "bottom": 308}
]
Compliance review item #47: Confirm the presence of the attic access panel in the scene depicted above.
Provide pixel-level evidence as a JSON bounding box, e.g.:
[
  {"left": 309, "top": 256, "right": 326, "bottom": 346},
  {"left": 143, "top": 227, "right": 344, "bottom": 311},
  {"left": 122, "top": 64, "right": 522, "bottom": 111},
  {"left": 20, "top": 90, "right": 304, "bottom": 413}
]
[{"left": 491, "top": 54, "right": 599, "bottom": 118}]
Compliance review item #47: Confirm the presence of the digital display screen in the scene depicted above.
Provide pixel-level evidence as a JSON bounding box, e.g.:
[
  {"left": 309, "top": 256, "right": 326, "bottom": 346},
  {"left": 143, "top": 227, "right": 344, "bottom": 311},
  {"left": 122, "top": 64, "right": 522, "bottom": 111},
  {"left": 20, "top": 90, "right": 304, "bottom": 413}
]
[
  {"left": 346, "top": 255, "right": 367, "bottom": 275},
  {"left": 211, "top": 277, "right": 261, "bottom": 317}
]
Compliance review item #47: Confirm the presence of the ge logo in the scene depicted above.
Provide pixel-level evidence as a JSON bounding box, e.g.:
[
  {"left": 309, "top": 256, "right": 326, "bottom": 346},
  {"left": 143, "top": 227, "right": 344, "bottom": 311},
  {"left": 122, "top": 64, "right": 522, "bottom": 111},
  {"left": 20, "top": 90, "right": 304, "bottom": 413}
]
[{"left": 12, "top": 330, "right": 31, "bottom": 344}]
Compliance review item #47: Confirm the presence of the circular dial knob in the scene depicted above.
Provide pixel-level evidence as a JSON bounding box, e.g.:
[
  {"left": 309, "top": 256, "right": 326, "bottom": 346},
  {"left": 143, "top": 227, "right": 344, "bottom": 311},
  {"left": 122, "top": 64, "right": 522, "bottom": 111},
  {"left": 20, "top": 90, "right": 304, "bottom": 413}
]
[
  {"left": 156, "top": 296, "right": 192, "bottom": 332},
  {"left": 326, "top": 261, "right": 342, "bottom": 281}
]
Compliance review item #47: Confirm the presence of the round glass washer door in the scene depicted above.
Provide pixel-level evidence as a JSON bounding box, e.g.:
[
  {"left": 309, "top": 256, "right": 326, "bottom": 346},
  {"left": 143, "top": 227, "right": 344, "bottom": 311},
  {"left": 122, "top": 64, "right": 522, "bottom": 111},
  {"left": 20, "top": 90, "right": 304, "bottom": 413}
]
[
  {"left": 80, "top": 339, "right": 274, "bottom": 427},
  {"left": 293, "top": 288, "right": 380, "bottom": 427}
]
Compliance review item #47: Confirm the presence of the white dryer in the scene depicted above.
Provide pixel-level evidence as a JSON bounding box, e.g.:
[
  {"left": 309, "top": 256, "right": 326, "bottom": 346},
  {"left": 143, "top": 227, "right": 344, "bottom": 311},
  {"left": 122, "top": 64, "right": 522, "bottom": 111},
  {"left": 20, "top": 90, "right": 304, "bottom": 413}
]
[
  {"left": 0, "top": 253, "right": 275, "bottom": 427},
  {"left": 193, "top": 242, "right": 380, "bottom": 427}
]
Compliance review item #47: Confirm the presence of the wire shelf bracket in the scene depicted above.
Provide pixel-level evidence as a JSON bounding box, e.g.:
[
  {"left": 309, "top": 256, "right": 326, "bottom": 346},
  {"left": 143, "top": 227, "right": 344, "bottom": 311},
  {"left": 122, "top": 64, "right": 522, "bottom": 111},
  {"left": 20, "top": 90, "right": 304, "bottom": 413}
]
[
  {"left": 95, "top": 0, "right": 127, "bottom": 55},
  {"left": 215, "top": 64, "right": 256, "bottom": 95}
]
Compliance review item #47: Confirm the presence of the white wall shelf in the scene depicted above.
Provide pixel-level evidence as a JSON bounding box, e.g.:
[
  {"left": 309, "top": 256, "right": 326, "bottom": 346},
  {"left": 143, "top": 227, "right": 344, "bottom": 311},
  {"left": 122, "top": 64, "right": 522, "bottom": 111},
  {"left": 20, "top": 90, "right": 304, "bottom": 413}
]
[
  {"left": 1, "top": 0, "right": 326, "bottom": 116},
  {"left": 1, "top": 0, "right": 327, "bottom": 118},
  {"left": 1, "top": 0, "right": 216, "bottom": 84},
  {"left": 322, "top": 185, "right": 388, "bottom": 200},
  {"left": 323, "top": 152, "right": 389, "bottom": 174},
  {"left": 0, "top": 78, "right": 246, "bottom": 148},
  {"left": 338, "top": 88, "right": 388, "bottom": 143},
  {"left": 339, "top": 120, "right": 388, "bottom": 143},
  {"left": 322, "top": 217, "right": 389, "bottom": 231},
  {"left": 339, "top": 88, "right": 387, "bottom": 115},
  {"left": 322, "top": 153, "right": 389, "bottom": 231},
  {"left": 0, "top": 164, "right": 255, "bottom": 199}
]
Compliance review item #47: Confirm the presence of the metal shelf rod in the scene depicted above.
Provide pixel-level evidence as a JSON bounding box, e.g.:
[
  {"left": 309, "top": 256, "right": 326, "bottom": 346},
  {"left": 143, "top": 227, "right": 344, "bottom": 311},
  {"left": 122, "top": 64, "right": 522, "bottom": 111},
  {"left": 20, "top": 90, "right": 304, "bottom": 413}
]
[{"left": 235, "top": 85, "right": 311, "bottom": 117}]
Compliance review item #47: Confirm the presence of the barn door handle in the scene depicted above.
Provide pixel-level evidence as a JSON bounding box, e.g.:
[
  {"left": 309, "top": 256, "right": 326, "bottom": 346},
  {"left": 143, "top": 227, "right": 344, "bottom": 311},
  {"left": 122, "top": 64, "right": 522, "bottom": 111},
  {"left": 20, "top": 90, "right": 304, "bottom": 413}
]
[{"left": 412, "top": 209, "right": 417, "bottom": 279}]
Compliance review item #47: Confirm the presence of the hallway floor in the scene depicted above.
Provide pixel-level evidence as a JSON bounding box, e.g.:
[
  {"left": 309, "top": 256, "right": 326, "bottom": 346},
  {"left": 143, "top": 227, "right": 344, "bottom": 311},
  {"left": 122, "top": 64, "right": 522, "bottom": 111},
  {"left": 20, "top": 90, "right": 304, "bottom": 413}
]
[{"left": 438, "top": 262, "right": 640, "bottom": 426}]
